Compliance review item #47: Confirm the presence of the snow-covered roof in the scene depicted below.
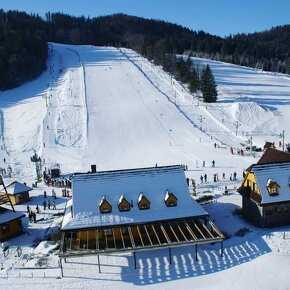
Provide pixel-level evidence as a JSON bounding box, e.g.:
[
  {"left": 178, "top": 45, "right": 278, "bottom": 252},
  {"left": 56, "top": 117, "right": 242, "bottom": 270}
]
[
  {"left": 252, "top": 162, "right": 290, "bottom": 205},
  {"left": 0, "top": 208, "right": 25, "bottom": 224},
  {"left": 3, "top": 181, "right": 33, "bottom": 195},
  {"left": 62, "top": 165, "right": 207, "bottom": 230}
]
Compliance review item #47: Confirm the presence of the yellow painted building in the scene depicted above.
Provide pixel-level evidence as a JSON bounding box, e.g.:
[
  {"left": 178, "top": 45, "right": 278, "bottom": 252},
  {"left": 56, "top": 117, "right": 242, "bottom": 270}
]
[
  {"left": 1, "top": 181, "right": 32, "bottom": 205},
  {"left": 0, "top": 207, "right": 25, "bottom": 242}
]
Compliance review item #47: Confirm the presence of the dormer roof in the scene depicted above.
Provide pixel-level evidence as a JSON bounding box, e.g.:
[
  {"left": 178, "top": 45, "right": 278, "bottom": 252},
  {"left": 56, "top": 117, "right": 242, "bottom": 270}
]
[
  {"left": 251, "top": 162, "right": 290, "bottom": 204},
  {"left": 62, "top": 165, "right": 207, "bottom": 230}
]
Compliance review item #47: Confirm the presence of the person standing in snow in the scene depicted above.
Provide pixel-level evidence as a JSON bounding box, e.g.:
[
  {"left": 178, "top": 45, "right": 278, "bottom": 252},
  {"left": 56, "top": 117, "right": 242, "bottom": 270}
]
[
  {"left": 48, "top": 199, "right": 51, "bottom": 209},
  {"left": 202, "top": 160, "right": 205, "bottom": 167},
  {"left": 214, "top": 143, "right": 217, "bottom": 148},
  {"left": 222, "top": 172, "right": 225, "bottom": 179},
  {"left": 200, "top": 175, "right": 204, "bottom": 184},
  {"left": 52, "top": 201, "right": 56, "bottom": 210},
  {"left": 44, "top": 190, "right": 47, "bottom": 198},
  {"left": 230, "top": 147, "right": 234, "bottom": 154},
  {"left": 212, "top": 160, "right": 215, "bottom": 167},
  {"left": 233, "top": 171, "right": 237, "bottom": 180},
  {"left": 186, "top": 178, "right": 189, "bottom": 186},
  {"left": 36, "top": 204, "right": 40, "bottom": 214},
  {"left": 204, "top": 174, "right": 207, "bottom": 183},
  {"left": 52, "top": 188, "right": 56, "bottom": 199},
  {"left": 43, "top": 200, "right": 47, "bottom": 210},
  {"left": 230, "top": 174, "right": 232, "bottom": 181}
]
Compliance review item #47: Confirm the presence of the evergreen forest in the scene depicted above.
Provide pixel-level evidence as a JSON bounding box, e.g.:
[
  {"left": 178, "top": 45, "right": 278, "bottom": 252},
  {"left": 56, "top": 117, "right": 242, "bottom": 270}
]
[{"left": 0, "top": 10, "right": 289, "bottom": 91}]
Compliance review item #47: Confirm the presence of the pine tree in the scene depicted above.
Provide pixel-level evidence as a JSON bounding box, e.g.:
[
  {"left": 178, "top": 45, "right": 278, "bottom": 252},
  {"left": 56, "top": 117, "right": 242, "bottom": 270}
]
[
  {"left": 189, "top": 65, "right": 200, "bottom": 93},
  {"left": 201, "top": 65, "right": 218, "bottom": 103}
]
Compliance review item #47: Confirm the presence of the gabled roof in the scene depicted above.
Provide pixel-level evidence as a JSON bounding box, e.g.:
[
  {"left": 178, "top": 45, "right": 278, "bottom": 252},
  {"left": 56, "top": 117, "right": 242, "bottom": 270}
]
[
  {"left": 4, "top": 181, "right": 32, "bottom": 195},
  {"left": 251, "top": 162, "right": 290, "bottom": 205},
  {"left": 266, "top": 179, "right": 280, "bottom": 188},
  {"left": 0, "top": 207, "right": 25, "bottom": 224},
  {"left": 62, "top": 165, "right": 207, "bottom": 230},
  {"left": 247, "top": 148, "right": 290, "bottom": 172},
  {"left": 138, "top": 192, "right": 150, "bottom": 204}
]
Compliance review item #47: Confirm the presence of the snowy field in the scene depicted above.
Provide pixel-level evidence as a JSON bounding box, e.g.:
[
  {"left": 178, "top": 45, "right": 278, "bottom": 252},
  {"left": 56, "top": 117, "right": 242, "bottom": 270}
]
[{"left": 0, "top": 43, "right": 289, "bottom": 289}]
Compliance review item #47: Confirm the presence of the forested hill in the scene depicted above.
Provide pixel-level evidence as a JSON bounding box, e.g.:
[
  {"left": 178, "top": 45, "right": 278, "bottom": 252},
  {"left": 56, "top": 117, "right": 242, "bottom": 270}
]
[{"left": 0, "top": 10, "right": 290, "bottom": 91}]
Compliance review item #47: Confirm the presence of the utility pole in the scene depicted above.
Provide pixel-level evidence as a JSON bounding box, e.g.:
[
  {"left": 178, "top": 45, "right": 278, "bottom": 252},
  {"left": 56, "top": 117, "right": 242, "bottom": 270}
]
[
  {"left": 199, "top": 115, "right": 205, "bottom": 131},
  {"left": 249, "top": 136, "right": 253, "bottom": 156},
  {"left": 280, "top": 130, "right": 285, "bottom": 151},
  {"left": 235, "top": 121, "right": 240, "bottom": 136}
]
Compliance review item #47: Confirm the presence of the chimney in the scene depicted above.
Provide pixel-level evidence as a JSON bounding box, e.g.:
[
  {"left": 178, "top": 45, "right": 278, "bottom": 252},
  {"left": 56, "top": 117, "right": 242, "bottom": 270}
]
[{"left": 91, "top": 164, "right": 96, "bottom": 173}]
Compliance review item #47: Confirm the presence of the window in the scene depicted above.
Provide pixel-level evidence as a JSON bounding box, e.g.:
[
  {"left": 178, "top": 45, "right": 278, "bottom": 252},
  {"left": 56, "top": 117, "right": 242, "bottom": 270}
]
[
  {"left": 252, "top": 182, "right": 256, "bottom": 192},
  {"left": 104, "top": 229, "right": 113, "bottom": 236},
  {"left": 138, "top": 193, "right": 150, "bottom": 210},
  {"left": 247, "top": 180, "right": 252, "bottom": 187},
  {"left": 99, "top": 196, "right": 112, "bottom": 214},
  {"left": 121, "top": 227, "right": 129, "bottom": 234},
  {"left": 267, "top": 179, "right": 280, "bottom": 196},
  {"left": 1, "top": 223, "right": 10, "bottom": 234},
  {"left": 270, "top": 187, "right": 278, "bottom": 195},
  {"left": 164, "top": 190, "right": 177, "bottom": 207},
  {"left": 118, "top": 195, "right": 131, "bottom": 212}
]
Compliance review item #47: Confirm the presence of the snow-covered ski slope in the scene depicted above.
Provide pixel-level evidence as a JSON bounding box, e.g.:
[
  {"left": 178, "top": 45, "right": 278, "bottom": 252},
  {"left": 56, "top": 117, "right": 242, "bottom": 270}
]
[{"left": 0, "top": 43, "right": 289, "bottom": 181}]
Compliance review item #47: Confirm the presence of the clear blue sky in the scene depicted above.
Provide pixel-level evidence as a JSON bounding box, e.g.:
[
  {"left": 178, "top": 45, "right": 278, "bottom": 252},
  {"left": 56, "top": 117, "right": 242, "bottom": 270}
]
[{"left": 1, "top": 0, "right": 290, "bottom": 37}]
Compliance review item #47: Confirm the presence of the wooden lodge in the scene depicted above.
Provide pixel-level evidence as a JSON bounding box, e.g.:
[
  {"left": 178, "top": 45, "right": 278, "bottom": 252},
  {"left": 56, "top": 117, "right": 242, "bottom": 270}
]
[
  {"left": 238, "top": 149, "right": 290, "bottom": 227},
  {"left": 0, "top": 206, "right": 25, "bottom": 242},
  {"left": 1, "top": 181, "right": 32, "bottom": 205},
  {"left": 60, "top": 165, "right": 224, "bottom": 263},
  {"left": 0, "top": 178, "right": 25, "bottom": 242}
]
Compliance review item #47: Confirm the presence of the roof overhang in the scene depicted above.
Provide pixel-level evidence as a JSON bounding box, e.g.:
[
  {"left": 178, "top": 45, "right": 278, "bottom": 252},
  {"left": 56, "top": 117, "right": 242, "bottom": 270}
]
[{"left": 59, "top": 217, "right": 223, "bottom": 258}]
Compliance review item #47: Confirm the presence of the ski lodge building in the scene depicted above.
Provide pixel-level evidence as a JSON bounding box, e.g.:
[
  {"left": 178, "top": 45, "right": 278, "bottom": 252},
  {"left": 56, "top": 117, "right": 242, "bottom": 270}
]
[
  {"left": 0, "top": 178, "right": 25, "bottom": 242},
  {"left": 238, "top": 149, "right": 290, "bottom": 227},
  {"left": 1, "top": 181, "right": 32, "bottom": 205},
  {"left": 60, "top": 165, "right": 224, "bottom": 264}
]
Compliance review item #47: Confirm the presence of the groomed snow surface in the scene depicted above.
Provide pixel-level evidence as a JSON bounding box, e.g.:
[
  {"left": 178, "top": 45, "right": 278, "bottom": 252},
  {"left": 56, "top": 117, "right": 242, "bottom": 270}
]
[{"left": 0, "top": 43, "right": 289, "bottom": 289}]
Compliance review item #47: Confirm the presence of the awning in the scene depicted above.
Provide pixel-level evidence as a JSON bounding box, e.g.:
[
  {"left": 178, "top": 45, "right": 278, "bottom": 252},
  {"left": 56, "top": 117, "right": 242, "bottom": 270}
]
[{"left": 59, "top": 217, "right": 224, "bottom": 258}]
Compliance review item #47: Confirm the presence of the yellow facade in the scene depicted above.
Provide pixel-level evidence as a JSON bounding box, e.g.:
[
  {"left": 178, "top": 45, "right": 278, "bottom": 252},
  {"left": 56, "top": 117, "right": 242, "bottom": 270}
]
[
  {"left": 71, "top": 225, "right": 154, "bottom": 249},
  {"left": 267, "top": 182, "right": 280, "bottom": 195},
  {"left": 118, "top": 198, "right": 130, "bottom": 211},
  {"left": 242, "top": 173, "right": 261, "bottom": 195},
  {"left": 138, "top": 195, "right": 150, "bottom": 209},
  {"left": 100, "top": 199, "right": 112, "bottom": 213},
  {"left": 0, "top": 219, "right": 23, "bottom": 242},
  {"left": 165, "top": 192, "right": 177, "bottom": 207}
]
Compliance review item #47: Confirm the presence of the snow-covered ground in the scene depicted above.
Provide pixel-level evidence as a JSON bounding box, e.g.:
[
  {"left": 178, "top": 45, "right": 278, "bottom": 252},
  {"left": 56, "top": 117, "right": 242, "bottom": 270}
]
[{"left": 0, "top": 43, "right": 289, "bottom": 289}]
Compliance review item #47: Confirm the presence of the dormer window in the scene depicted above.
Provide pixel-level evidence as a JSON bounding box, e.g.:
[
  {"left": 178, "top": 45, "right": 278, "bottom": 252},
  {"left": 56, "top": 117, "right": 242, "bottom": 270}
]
[
  {"left": 118, "top": 195, "right": 131, "bottom": 212},
  {"left": 99, "top": 196, "right": 112, "bottom": 213},
  {"left": 138, "top": 192, "right": 150, "bottom": 210},
  {"left": 164, "top": 190, "right": 177, "bottom": 207},
  {"left": 266, "top": 179, "right": 280, "bottom": 196}
]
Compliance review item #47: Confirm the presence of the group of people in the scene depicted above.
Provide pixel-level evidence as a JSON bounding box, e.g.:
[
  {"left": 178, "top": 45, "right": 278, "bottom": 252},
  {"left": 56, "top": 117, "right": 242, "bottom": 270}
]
[
  {"left": 230, "top": 147, "right": 244, "bottom": 156},
  {"left": 43, "top": 176, "right": 72, "bottom": 188},
  {"left": 62, "top": 188, "right": 70, "bottom": 197},
  {"left": 27, "top": 205, "right": 38, "bottom": 223},
  {"left": 42, "top": 188, "right": 57, "bottom": 210},
  {"left": 43, "top": 198, "right": 56, "bottom": 210},
  {"left": 187, "top": 170, "right": 239, "bottom": 186},
  {"left": 196, "top": 160, "right": 215, "bottom": 168}
]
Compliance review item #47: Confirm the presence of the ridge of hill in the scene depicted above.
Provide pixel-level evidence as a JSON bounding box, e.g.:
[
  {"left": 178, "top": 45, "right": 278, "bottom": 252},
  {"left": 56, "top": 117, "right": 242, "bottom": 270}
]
[{"left": 0, "top": 10, "right": 290, "bottom": 91}]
